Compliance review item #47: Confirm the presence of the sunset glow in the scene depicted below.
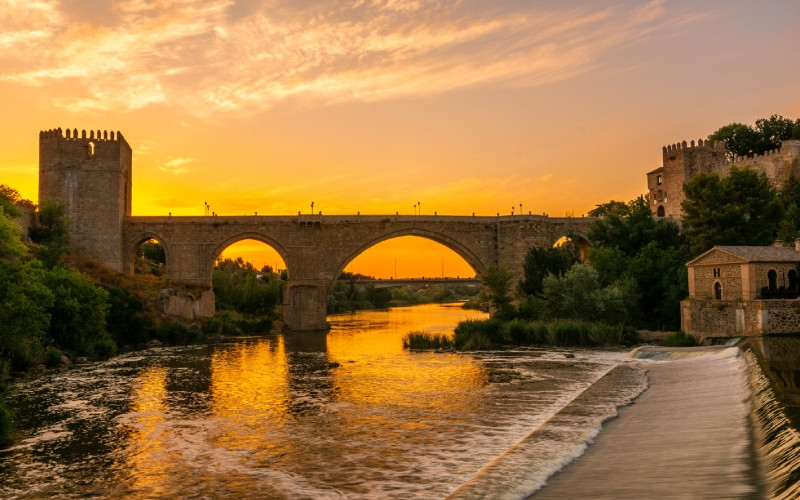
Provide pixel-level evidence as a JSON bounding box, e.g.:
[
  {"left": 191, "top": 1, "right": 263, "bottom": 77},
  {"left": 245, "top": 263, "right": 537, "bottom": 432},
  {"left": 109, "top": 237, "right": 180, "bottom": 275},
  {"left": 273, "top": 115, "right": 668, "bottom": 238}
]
[{"left": 2, "top": 0, "right": 798, "bottom": 276}]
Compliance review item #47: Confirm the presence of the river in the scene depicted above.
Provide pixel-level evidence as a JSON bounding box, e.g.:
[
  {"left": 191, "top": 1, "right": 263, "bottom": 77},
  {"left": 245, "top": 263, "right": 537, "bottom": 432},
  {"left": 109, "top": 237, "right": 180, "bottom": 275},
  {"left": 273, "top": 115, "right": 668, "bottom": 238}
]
[{"left": 1, "top": 304, "right": 795, "bottom": 498}]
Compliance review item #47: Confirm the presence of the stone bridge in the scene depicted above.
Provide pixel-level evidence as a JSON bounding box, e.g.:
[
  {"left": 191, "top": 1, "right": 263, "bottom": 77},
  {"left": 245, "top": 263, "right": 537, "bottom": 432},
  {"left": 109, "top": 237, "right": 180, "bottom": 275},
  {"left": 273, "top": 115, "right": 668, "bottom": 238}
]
[
  {"left": 37, "top": 126, "right": 594, "bottom": 331},
  {"left": 123, "top": 214, "right": 593, "bottom": 329}
]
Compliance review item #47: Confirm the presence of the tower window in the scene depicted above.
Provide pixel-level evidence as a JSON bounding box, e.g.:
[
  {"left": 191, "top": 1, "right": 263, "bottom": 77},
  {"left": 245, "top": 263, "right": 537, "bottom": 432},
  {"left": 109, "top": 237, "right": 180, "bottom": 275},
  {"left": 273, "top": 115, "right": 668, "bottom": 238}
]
[
  {"left": 656, "top": 175, "right": 662, "bottom": 185},
  {"left": 88, "top": 141, "right": 96, "bottom": 157}
]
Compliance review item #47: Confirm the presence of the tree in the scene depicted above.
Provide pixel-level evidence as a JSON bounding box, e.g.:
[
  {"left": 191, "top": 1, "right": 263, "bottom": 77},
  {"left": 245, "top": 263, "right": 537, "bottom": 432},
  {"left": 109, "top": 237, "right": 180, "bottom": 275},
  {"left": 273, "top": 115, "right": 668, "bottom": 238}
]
[
  {"left": 29, "top": 201, "right": 71, "bottom": 268},
  {"left": 519, "top": 245, "right": 578, "bottom": 296},
  {"left": 588, "top": 195, "right": 682, "bottom": 257},
  {"left": 587, "top": 195, "right": 689, "bottom": 330},
  {"left": 43, "top": 267, "right": 112, "bottom": 357},
  {"left": 708, "top": 115, "right": 799, "bottom": 159},
  {"left": 482, "top": 265, "right": 514, "bottom": 317},
  {"left": 540, "top": 263, "right": 626, "bottom": 324},
  {"left": 681, "top": 166, "right": 785, "bottom": 255},
  {"left": 0, "top": 185, "right": 27, "bottom": 218}
]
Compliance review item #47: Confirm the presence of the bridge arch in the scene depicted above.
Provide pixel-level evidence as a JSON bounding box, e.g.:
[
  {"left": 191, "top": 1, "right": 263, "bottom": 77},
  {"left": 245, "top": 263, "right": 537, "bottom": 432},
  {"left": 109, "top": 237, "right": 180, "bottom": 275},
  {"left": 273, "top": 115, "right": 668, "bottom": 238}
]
[
  {"left": 125, "top": 231, "right": 171, "bottom": 276},
  {"left": 551, "top": 231, "right": 591, "bottom": 261},
  {"left": 332, "top": 228, "right": 489, "bottom": 288},
  {"left": 209, "top": 232, "right": 291, "bottom": 279}
]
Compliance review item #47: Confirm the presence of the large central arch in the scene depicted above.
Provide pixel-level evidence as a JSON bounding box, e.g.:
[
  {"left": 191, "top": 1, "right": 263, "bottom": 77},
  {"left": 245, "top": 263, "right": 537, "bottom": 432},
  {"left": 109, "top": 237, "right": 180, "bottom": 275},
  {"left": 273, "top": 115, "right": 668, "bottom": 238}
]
[
  {"left": 209, "top": 231, "right": 291, "bottom": 280},
  {"left": 332, "top": 227, "right": 489, "bottom": 288}
]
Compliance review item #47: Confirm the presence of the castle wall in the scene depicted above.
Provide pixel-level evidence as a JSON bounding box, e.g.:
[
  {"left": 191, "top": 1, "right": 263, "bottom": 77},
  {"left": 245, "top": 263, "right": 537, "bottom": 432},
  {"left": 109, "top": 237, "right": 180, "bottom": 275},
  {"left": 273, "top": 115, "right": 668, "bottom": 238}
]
[
  {"left": 39, "top": 128, "right": 131, "bottom": 271},
  {"left": 648, "top": 139, "right": 800, "bottom": 219}
]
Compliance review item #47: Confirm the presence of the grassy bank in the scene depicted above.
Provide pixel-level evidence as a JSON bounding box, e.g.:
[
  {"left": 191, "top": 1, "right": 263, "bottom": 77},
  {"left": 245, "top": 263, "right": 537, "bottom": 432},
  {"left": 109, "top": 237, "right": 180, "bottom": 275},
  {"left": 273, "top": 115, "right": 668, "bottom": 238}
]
[{"left": 403, "top": 318, "right": 638, "bottom": 350}]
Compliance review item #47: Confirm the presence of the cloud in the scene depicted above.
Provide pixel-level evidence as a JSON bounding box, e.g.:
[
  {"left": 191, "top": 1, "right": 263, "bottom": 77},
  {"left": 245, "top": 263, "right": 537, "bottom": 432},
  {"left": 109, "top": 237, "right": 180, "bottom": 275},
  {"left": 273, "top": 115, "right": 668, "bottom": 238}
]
[
  {"left": 0, "top": 0, "right": 716, "bottom": 114},
  {"left": 158, "top": 156, "right": 195, "bottom": 175}
]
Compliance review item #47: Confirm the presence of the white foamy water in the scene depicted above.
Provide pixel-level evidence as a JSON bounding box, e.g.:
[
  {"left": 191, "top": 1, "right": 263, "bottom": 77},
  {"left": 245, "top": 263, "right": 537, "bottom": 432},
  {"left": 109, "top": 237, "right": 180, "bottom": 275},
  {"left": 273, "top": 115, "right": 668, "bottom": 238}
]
[{"left": 533, "top": 346, "right": 761, "bottom": 499}]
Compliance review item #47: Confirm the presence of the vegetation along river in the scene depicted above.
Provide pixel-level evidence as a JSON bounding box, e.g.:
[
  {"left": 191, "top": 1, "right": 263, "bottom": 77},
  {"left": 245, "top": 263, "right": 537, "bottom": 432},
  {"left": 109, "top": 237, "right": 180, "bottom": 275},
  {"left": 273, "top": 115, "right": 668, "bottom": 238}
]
[{"left": 2, "top": 304, "right": 797, "bottom": 498}]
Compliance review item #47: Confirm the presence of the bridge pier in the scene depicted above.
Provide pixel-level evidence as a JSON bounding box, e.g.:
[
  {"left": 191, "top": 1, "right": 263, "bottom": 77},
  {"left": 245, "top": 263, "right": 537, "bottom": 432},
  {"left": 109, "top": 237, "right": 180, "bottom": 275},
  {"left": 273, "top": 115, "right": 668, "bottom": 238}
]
[{"left": 283, "top": 279, "right": 331, "bottom": 331}]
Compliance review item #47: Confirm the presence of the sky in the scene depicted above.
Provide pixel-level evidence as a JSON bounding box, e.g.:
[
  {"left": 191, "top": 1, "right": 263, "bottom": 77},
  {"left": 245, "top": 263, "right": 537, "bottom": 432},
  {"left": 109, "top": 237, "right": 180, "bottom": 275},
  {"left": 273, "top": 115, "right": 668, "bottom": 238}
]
[{"left": 1, "top": 0, "right": 799, "bottom": 278}]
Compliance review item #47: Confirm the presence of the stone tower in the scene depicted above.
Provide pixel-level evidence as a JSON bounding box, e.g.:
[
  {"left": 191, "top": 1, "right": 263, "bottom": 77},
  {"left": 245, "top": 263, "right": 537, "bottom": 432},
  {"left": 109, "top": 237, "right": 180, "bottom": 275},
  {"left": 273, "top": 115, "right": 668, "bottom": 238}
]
[{"left": 39, "top": 128, "right": 132, "bottom": 271}]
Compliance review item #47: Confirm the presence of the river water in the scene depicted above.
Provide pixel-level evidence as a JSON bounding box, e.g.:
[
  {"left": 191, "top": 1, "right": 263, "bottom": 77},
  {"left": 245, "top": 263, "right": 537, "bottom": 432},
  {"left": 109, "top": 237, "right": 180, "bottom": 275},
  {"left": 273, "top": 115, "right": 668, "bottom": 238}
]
[{"left": 3, "top": 304, "right": 792, "bottom": 498}]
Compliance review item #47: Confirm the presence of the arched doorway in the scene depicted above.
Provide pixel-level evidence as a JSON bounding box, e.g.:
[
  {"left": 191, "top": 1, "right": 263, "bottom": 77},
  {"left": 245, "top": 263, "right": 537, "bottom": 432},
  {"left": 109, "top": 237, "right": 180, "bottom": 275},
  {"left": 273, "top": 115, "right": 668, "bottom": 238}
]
[
  {"left": 656, "top": 205, "right": 665, "bottom": 217},
  {"left": 714, "top": 281, "right": 722, "bottom": 300},
  {"left": 768, "top": 269, "right": 778, "bottom": 291}
]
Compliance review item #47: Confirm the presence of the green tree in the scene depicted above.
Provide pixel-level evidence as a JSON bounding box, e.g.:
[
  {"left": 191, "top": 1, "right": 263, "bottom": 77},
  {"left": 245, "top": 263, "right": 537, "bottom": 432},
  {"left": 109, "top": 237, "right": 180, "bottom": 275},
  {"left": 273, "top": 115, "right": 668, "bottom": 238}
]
[
  {"left": 482, "top": 265, "right": 515, "bottom": 317},
  {"left": 0, "top": 209, "right": 53, "bottom": 371},
  {"left": 588, "top": 195, "right": 682, "bottom": 257},
  {"left": 587, "top": 195, "right": 688, "bottom": 330},
  {"left": 520, "top": 245, "right": 579, "bottom": 296},
  {"left": 540, "top": 263, "right": 626, "bottom": 324},
  {"left": 29, "top": 201, "right": 71, "bottom": 268},
  {"left": 681, "top": 166, "right": 785, "bottom": 254},
  {"left": 213, "top": 257, "right": 282, "bottom": 315},
  {"left": 43, "top": 267, "right": 112, "bottom": 357},
  {"left": 708, "top": 115, "right": 798, "bottom": 159},
  {"left": 0, "top": 185, "right": 27, "bottom": 218}
]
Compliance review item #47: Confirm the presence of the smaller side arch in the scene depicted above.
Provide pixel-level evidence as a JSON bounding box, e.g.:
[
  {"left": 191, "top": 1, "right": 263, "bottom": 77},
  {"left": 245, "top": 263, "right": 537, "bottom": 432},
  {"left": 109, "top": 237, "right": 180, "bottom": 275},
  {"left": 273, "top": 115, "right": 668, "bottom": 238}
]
[{"left": 125, "top": 231, "right": 171, "bottom": 276}]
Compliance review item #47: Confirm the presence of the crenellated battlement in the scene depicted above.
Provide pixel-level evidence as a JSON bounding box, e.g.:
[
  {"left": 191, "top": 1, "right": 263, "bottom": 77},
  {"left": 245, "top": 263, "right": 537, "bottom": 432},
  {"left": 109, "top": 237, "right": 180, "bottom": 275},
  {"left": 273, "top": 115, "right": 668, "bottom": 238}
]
[
  {"left": 661, "top": 138, "right": 725, "bottom": 159},
  {"left": 39, "top": 127, "right": 124, "bottom": 142}
]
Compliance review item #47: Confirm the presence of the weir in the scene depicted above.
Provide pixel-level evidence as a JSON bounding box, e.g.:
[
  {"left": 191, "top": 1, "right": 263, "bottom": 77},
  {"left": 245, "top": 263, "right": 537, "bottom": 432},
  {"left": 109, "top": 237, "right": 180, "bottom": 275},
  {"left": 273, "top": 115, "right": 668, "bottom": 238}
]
[{"left": 37, "top": 127, "right": 594, "bottom": 330}]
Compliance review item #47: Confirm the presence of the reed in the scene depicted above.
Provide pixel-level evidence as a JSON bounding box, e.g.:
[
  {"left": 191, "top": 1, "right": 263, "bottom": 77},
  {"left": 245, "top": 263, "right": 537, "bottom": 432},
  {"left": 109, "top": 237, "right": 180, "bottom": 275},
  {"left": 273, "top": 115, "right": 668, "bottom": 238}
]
[{"left": 402, "top": 331, "right": 454, "bottom": 350}]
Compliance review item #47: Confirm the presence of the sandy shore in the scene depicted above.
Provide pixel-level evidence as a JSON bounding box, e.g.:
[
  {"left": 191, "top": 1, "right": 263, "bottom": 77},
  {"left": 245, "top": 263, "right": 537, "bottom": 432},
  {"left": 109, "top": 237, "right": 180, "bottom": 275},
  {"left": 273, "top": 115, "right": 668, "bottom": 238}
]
[{"left": 532, "top": 348, "right": 761, "bottom": 499}]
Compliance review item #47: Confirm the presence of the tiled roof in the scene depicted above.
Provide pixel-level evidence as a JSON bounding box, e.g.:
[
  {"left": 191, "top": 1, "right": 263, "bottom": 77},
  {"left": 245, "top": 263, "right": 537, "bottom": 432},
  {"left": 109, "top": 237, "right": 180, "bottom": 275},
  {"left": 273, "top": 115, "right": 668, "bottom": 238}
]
[{"left": 693, "top": 245, "right": 800, "bottom": 264}]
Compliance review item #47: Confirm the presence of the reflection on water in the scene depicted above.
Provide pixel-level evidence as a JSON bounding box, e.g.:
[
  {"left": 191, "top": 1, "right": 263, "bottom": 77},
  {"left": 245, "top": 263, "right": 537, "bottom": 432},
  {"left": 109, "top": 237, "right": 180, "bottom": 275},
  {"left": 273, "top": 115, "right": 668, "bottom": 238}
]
[{"left": 0, "top": 304, "right": 624, "bottom": 498}]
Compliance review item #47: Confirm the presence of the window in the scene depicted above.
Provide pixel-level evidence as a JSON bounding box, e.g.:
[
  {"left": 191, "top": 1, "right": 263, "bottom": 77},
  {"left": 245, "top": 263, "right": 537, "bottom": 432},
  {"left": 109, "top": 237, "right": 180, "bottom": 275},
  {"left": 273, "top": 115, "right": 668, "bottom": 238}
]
[
  {"left": 714, "top": 282, "right": 722, "bottom": 300},
  {"left": 87, "top": 141, "right": 95, "bottom": 157},
  {"left": 768, "top": 269, "right": 777, "bottom": 291},
  {"left": 656, "top": 205, "right": 665, "bottom": 217},
  {"left": 713, "top": 267, "right": 721, "bottom": 278},
  {"left": 656, "top": 175, "right": 662, "bottom": 185}
]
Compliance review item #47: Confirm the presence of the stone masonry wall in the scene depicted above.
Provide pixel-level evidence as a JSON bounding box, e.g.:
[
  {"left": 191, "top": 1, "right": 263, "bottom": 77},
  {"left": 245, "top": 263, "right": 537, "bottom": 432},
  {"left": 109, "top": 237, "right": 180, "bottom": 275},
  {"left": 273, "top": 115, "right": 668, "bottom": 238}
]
[{"left": 682, "top": 299, "right": 800, "bottom": 337}]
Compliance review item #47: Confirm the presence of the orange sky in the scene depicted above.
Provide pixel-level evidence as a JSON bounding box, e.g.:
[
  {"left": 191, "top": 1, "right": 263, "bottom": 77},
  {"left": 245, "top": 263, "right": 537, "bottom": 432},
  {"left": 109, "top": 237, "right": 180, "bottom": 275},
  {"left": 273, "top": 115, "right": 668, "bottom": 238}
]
[{"left": 1, "top": 0, "right": 799, "bottom": 278}]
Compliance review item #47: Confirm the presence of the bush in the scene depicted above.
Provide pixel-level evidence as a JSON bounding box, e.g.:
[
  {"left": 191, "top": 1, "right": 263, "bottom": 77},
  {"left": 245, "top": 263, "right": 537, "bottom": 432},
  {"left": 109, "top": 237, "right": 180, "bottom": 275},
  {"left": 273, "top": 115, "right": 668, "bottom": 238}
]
[
  {"left": 453, "top": 319, "right": 508, "bottom": 349},
  {"left": 203, "top": 310, "right": 273, "bottom": 335},
  {"left": 155, "top": 321, "right": 201, "bottom": 345},
  {"left": 506, "top": 319, "right": 530, "bottom": 345},
  {"left": 402, "top": 331, "right": 454, "bottom": 350},
  {"left": 661, "top": 331, "right": 697, "bottom": 347},
  {"left": 43, "top": 347, "right": 64, "bottom": 368},
  {"left": 549, "top": 319, "right": 591, "bottom": 346}
]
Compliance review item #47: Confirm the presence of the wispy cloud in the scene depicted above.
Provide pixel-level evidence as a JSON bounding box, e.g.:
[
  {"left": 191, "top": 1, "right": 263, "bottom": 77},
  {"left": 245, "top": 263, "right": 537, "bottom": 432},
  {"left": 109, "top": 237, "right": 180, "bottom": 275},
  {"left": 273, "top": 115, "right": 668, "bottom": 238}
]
[
  {"left": 0, "top": 0, "right": 716, "bottom": 114},
  {"left": 158, "top": 156, "right": 195, "bottom": 175}
]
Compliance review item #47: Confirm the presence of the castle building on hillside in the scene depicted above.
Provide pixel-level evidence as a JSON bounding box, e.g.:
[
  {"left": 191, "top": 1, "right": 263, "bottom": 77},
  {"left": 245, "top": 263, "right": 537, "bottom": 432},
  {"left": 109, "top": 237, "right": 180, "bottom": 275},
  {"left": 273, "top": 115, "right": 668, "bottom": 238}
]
[{"left": 647, "top": 139, "right": 800, "bottom": 219}]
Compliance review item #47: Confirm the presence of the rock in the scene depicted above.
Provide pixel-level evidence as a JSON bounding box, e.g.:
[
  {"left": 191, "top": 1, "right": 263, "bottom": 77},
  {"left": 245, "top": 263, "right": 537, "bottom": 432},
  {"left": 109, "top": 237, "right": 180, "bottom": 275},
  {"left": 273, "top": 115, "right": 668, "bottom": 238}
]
[
  {"left": 74, "top": 357, "right": 89, "bottom": 365},
  {"left": 60, "top": 355, "right": 71, "bottom": 366},
  {"left": 146, "top": 339, "right": 162, "bottom": 347},
  {"left": 564, "top": 353, "right": 575, "bottom": 359}
]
